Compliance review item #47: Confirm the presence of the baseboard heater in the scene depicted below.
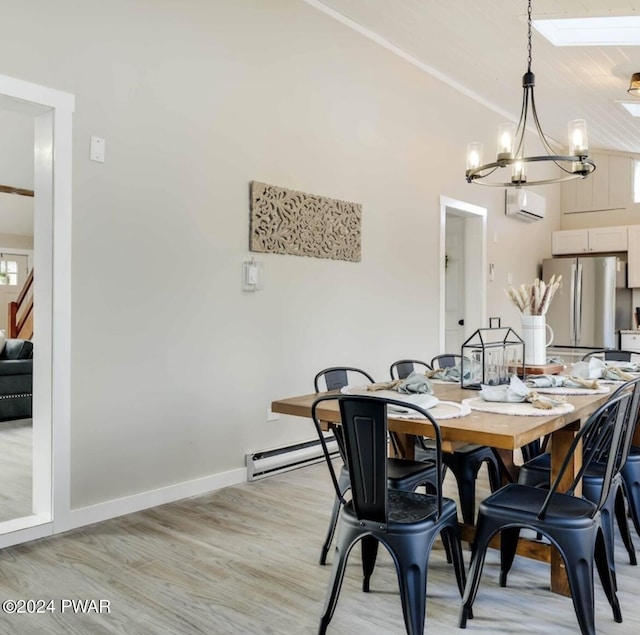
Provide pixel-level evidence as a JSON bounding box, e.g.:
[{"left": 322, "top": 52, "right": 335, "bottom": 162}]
[{"left": 246, "top": 436, "right": 339, "bottom": 481}]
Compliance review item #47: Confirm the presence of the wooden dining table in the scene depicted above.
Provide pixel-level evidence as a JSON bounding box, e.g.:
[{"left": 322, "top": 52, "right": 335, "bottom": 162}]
[{"left": 271, "top": 381, "right": 614, "bottom": 597}]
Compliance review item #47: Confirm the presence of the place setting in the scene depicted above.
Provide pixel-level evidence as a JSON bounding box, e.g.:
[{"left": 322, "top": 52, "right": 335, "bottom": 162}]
[
  {"left": 462, "top": 374, "right": 577, "bottom": 417},
  {"left": 340, "top": 372, "right": 471, "bottom": 419}
]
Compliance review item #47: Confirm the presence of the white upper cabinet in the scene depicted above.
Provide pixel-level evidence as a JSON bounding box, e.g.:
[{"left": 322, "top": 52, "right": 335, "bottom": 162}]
[
  {"left": 551, "top": 226, "right": 628, "bottom": 255},
  {"left": 561, "top": 153, "right": 632, "bottom": 214},
  {"left": 551, "top": 229, "right": 589, "bottom": 254}
]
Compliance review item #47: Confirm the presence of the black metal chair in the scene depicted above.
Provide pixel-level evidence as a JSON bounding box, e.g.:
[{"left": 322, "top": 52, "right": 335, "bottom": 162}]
[
  {"left": 393, "top": 357, "right": 502, "bottom": 524},
  {"left": 389, "top": 359, "right": 432, "bottom": 379},
  {"left": 430, "top": 353, "right": 463, "bottom": 369},
  {"left": 312, "top": 394, "right": 467, "bottom": 635},
  {"left": 581, "top": 349, "right": 637, "bottom": 362},
  {"left": 577, "top": 355, "right": 640, "bottom": 542},
  {"left": 314, "top": 367, "right": 439, "bottom": 566},
  {"left": 459, "top": 390, "right": 634, "bottom": 635},
  {"left": 518, "top": 378, "right": 640, "bottom": 584}
]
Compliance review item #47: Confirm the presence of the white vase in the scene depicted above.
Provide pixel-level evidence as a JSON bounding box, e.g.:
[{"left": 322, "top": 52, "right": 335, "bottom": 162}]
[{"left": 521, "top": 315, "right": 554, "bottom": 366}]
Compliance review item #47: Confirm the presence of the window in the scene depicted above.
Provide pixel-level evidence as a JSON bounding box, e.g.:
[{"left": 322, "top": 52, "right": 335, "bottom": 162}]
[
  {"left": 634, "top": 160, "right": 640, "bottom": 204},
  {"left": 0, "top": 256, "right": 19, "bottom": 286}
]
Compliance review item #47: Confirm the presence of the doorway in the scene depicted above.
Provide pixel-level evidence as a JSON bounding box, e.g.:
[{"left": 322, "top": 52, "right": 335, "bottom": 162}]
[{"left": 439, "top": 196, "right": 487, "bottom": 353}]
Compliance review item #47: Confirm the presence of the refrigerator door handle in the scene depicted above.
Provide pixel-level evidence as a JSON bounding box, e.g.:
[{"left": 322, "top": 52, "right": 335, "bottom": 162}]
[
  {"left": 576, "top": 263, "right": 583, "bottom": 344},
  {"left": 570, "top": 263, "right": 577, "bottom": 343}
]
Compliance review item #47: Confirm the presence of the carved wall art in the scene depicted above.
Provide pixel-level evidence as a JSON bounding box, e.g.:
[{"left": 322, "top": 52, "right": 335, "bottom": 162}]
[{"left": 249, "top": 181, "right": 361, "bottom": 262}]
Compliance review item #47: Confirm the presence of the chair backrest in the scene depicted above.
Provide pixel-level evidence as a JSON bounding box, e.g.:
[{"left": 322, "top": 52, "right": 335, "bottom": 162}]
[
  {"left": 605, "top": 376, "right": 640, "bottom": 466},
  {"left": 311, "top": 394, "right": 445, "bottom": 525},
  {"left": 431, "top": 354, "right": 461, "bottom": 370},
  {"left": 539, "top": 390, "right": 633, "bottom": 520},
  {"left": 313, "top": 366, "right": 374, "bottom": 392},
  {"left": 581, "top": 349, "right": 636, "bottom": 362},
  {"left": 389, "top": 359, "right": 432, "bottom": 380}
]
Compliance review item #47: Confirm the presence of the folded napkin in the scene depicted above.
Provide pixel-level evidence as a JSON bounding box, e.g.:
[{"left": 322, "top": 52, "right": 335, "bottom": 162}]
[
  {"left": 480, "top": 375, "right": 566, "bottom": 410},
  {"left": 605, "top": 359, "right": 640, "bottom": 372},
  {"left": 367, "top": 371, "right": 434, "bottom": 394},
  {"left": 572, "top": 358, "right": 634, "bottom": 382},
  {"left": 524, "top": 374, "right": 600, "bottom": 389},
  {"left": 396, "top": 371, "right": 433, "bottom": 394}
]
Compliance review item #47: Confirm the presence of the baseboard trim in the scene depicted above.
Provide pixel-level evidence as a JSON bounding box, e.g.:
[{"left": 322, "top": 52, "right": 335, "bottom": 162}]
[
  {"left": 56, "top": 467, "right": 247, "bottom": 533},
  {"left": 0, "top": 518, "right": 53, "bottom": 549}
]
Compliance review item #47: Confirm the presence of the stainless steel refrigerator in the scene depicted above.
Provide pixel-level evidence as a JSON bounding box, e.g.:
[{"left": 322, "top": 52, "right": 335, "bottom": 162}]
[{"left": 541, "top": 256, "right": 631, "bottom": 349}]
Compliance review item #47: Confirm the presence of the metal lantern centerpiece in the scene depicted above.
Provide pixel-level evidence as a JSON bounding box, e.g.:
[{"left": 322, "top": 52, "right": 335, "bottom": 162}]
[{"left": 460, "top": 327, "right": 524, "bottom": 390}]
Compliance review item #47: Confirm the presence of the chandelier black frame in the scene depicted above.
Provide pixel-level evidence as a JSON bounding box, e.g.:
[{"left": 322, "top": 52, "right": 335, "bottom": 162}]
[{"left": 465, "top": 0, "right": 596, "bottom": 187}]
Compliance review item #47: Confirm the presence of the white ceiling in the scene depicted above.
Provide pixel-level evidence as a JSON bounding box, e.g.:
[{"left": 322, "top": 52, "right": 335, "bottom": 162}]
[{"left": 311, "top": 0, "right": 640, "bottom": 154}]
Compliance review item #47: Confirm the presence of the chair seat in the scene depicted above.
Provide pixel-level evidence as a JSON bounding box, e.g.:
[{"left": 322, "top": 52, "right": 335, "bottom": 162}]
[
  {"left": 482, "top": 483, "right": 597, "bottom": 525},
  {"left": 343, "top": 489, "right": 458, "bottom": 526},
  {"left": 517, "top": 452, "right": 551, "bottom": 487},
  {"left": 387, "top": 457, "right": 437, "bottom": 487}
]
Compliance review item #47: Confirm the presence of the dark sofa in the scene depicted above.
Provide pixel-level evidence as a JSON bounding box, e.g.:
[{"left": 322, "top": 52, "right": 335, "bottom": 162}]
[{"left": 0, "top": 339, "right": 33, "bottom": 421}]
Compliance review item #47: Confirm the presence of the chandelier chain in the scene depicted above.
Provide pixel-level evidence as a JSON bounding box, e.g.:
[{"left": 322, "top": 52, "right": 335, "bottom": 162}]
[{"left": 527, "top": 0, "right": 532, "bottom": 72}]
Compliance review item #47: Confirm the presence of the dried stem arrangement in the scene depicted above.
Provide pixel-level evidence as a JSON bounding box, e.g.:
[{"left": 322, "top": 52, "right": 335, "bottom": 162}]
[{"left": 505, "top": 275, "right": 562, "bottom": 316}]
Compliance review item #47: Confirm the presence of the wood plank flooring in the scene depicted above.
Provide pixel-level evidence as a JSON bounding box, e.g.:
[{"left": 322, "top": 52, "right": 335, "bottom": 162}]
[
  {"left": 0, "top": 419, "right": 32, "bottom": 521},
  {"left": 0, "top": 460, "right": 637, "bottom": 633}
]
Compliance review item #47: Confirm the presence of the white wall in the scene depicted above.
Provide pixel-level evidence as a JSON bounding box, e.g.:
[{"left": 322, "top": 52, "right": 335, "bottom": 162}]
[
  {"left": 0, "top": 108, "right": 34, "bottom": 243},
  {"left": 0, "top": 0, "right": 560, "bottom": 513}
]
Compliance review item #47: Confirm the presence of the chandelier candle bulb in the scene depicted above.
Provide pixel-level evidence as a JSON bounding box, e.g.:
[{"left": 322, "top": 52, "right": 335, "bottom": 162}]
[
  {"left": 512, "top": 160, "right": 527, "bottom": 183},
  {"left": 568, "top": 119, "right": 588, "bottom": 156},
  {"left": 497, "top": 123, "right": 516, "bottom": 161},
  {"left": 467, "top": 142, "right": 483, "bottom": 170}
]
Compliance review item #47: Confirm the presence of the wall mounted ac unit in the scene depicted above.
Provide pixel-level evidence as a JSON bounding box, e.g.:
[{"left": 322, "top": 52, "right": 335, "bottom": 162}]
[{"left": 505, "top": 189, "right": 546, "bottom": 222}]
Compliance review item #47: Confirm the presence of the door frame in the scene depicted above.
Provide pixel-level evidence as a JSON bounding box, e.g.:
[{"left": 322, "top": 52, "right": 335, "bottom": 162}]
[
  {"left": 439, "top": 196, "right": 487, "bottom": 353},
  {"left": 0, "top": 74, "right": 73, "bottom": 547}
]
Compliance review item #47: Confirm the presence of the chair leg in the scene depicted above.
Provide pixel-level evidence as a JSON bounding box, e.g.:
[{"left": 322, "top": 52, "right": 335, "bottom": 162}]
[
  {"left": 486, "top": 454, "right": 502, "bottom": 492},
  {"left": 318, "top": 524, "right": 359, "bottom": 635},
  {"left": 621, "top": 460, "right": 640, "bottom": 537},
  {"left": 567, "top": 552, "right": 600, "bottom": 635},
  {"left": 361, "top": 534, "right": 379, "bottom": 592},
  {"left": 320, "top": 466, "right": 350, "bottom": 565},
  {"left": 499, "top": 527, "right": 520, "bottom": 587},
  {"left": 584, "top": 478, "right": 619, "bottom": 586},
  {"left": 593, "top": 527, "right": 623, "bottom": 624},
  {"left": 444, "top": 456, "right": 478, "bottom": 525},
  {"left": 442, "top": 523, "right": 467, "bottom": 598},
  {"left": 614, "top": 486, "right": 637, "bottom": 566},
  {"left": 440, "top": 528, "right": 453, "bottom": 564},
  {"left": 387, "top": 534, "right": 429, "bottom": 635},
  {"left": 459, "top": 514, "right": 495, "bottom": 628}
]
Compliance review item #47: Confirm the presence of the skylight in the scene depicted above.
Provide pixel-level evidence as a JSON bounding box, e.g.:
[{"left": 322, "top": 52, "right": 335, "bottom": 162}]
[
  {"left": 619, "top": 101, "right": 640, "bottom": 117},
  {"left": 533, "top": 16, "right": 640, "bottom": 46}
]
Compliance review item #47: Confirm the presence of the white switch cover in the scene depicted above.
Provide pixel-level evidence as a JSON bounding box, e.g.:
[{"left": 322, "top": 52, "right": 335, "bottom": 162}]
[{"left": 90, "top": 136, "right": 105, "bottom": 163}]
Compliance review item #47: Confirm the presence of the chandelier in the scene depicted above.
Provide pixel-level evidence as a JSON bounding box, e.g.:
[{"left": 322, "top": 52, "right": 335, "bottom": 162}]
[{"left": 465, "top": 0, "right": 596, "bottom": 187}]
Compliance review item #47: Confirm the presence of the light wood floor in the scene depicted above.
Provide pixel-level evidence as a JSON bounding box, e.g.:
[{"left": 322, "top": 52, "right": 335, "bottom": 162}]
[
  {"left": 0, "top": 419, "right": 32, "bottom": 521},
  {"left": 0, "top": 461, "right": 637, "bottom": 634}
]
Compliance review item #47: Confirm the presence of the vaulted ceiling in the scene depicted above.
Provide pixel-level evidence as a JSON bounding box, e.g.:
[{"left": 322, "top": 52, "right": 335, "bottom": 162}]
[{"left": 311, "top": 0, "right": 640, "bottom": 155}]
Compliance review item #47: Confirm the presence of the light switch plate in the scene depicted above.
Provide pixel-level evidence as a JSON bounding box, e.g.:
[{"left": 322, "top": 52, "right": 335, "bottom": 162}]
[{"left": 90, "top": 136, "right": 105, "bottom": 162}]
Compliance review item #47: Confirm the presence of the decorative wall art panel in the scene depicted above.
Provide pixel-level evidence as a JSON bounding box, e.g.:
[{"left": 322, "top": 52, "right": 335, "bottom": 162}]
[{"left": 249, "top": 181, "right": 361, "bottom": 262}]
